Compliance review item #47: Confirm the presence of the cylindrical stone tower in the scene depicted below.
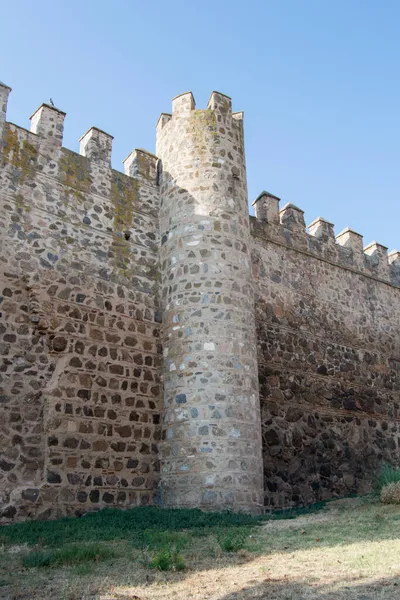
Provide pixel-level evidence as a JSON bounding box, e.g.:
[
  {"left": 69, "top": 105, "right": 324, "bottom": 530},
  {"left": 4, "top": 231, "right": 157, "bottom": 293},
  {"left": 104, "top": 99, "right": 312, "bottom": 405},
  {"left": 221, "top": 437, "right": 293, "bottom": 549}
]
[{"left": 156, "top": 91, "right": 263, "bottom": 514}]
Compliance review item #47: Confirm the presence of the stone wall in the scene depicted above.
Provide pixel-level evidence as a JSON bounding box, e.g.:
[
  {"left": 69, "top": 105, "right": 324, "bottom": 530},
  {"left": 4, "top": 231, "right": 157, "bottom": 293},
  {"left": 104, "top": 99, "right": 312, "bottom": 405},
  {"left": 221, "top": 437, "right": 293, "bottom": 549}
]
[
  {"left": 251, "top": 194, "right": 400, "bottom": 509},
  {"left": 0, "top": 86, "right": 162, "bottom": 520},
  {"left": 1, "top": 83, "right": 399, "bottom": 521}
]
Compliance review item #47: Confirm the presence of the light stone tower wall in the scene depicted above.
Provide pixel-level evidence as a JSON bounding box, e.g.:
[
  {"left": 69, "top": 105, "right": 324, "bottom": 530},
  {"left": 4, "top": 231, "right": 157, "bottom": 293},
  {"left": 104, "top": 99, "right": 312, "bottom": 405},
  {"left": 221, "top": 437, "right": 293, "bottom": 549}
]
[{"left": 156, "top": 91, "right": 264, "bottom": 513}]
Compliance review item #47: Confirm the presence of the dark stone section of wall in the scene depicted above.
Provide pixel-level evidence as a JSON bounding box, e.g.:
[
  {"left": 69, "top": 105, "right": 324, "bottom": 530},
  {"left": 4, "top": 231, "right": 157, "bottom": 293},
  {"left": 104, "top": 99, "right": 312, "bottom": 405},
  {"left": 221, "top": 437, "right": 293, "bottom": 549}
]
[
  {"left": 252, "top": 227, "right": 400, "bottom": 510},
  {"left": 259, "top": 359, "right": 399, "bottom": 508}
]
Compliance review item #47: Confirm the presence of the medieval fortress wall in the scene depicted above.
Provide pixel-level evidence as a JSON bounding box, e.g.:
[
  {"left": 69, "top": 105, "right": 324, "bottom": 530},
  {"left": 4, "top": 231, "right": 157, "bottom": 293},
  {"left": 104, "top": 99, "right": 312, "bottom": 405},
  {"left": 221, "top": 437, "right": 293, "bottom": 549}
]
[
  {"left": 252, "top": 197, "right": 400, "bottom": 507},
  {"left": 0, "top": 81, "right": 399, "bottom": 521},
  {"left": 0, "top": 83, "right": 162, "bottom": 520}
]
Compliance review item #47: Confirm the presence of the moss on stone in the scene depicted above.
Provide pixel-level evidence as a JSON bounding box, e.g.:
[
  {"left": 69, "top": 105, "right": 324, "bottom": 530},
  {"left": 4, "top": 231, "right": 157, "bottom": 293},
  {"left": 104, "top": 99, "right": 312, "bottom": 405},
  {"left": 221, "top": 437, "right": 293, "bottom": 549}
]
[
  {"left": 110, "top": 171, "right": 139, "bottom": 277},
  {"left": 135, "top": 153, "right": 155, "bottom": 181},
  {"left": 14, "top": 193, "right": 32, "bottom": 213},
  {"left": 1, "top": 124, "right": 38, "bottom": 183},
  {"left": 189, "top": 110, "right": 220, "bottom": 158},
  {"left": 111, "top": 172, "right": 138, "bottom": 233},
  {"left": 59, "top": 149, "right": 92, "bottom": 192}
]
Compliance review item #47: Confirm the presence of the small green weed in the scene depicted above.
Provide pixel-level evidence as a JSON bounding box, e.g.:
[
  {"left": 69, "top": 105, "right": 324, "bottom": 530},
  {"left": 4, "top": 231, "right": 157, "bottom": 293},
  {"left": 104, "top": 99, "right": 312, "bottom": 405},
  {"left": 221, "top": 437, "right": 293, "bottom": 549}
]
[
  {"left": 135, "top": 530, "right": 189, "bottom": 571},
  {"left": 22, "top": 543, "right": 115, "bottom": 569},
  {"left": 150, "top": 548, "right": 186, "bottom": 571},
  {"left": 217, "top": 528, "right": 248, "bottom": 552}
]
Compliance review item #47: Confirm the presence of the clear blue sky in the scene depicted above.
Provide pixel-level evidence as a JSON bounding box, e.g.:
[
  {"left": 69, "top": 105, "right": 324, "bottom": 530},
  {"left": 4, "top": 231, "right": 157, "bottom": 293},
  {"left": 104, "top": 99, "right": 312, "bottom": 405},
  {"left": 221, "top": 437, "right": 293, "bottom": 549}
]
[{"left": 3, "top": 0, "right": 399, "bottom": 251}]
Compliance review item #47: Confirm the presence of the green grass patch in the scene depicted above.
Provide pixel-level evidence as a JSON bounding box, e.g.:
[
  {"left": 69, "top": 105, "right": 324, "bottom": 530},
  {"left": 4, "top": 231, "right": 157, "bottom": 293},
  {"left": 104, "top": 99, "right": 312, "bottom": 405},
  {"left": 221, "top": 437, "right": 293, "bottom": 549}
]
[
  {"left": 22, "top": 543, "right": 115, "bottom": 569},
  {"left": 376, "top": 464, "right": 400, "bottom": 491},
  {"left": 0, "top": 506, "right": 258, "bottom": 548},
  {"left": 0, "top": 503, "right": 326, "bottom": 548}
]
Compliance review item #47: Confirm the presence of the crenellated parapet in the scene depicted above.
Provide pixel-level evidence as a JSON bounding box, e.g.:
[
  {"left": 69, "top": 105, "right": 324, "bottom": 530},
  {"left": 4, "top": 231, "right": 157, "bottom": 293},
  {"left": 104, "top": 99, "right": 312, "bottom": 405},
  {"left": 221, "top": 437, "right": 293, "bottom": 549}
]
[
  {"left": 251, "top": 191, "right": 400, "bottom": 286},
  {"left": 0, "top": 82, "right": 160, "bottom": 206}
]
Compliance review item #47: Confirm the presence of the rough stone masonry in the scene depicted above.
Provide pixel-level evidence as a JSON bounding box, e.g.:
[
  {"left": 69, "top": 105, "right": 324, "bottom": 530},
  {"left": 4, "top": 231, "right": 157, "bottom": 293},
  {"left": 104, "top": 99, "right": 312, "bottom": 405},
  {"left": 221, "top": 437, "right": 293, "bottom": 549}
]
[{"left": 0, "top": 82, "right": 399, "bottom": 521}]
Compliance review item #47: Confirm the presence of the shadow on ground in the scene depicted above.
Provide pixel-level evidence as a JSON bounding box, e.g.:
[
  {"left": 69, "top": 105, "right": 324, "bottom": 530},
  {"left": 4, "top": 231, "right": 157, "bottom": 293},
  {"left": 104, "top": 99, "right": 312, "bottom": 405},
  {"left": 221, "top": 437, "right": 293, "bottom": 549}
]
[{"left": 219, "top": 576, "right": 400, "bottom": 600}]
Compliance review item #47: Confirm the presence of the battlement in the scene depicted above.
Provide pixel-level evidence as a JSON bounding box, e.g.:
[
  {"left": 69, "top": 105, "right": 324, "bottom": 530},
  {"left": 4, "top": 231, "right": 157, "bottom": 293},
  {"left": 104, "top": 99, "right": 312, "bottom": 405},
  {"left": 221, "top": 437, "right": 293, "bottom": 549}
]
[
  {"left": 156, "top": 90, "right": 238, "bottom": 136},
  {"left": 0, "top": 82, "right": 158, "bottom": 186},
  {"left": 252, "top": 191, "right": 399, "bottom": 286}
]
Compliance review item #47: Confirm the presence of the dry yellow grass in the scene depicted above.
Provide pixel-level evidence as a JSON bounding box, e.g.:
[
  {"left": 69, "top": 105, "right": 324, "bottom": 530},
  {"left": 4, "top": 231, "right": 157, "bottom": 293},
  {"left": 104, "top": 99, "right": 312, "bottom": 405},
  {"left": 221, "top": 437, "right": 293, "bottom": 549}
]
[
  {"left": 1, "top": 498, "right": 399, "bottom": 600},
  {"left": 381, "top": 482, "right": 400, "bottom": 505}
]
